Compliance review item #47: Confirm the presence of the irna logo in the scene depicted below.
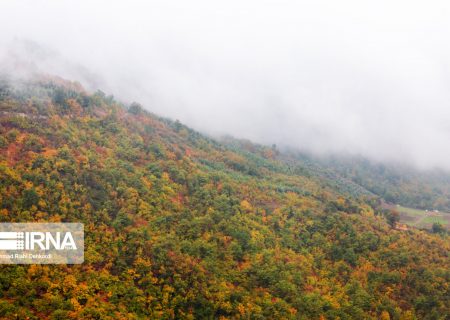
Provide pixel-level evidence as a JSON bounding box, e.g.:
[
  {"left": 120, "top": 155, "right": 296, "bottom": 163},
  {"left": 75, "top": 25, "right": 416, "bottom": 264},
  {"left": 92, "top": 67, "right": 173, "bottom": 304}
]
[
  {"left": 0, "top": 232, "right": 77, "bottom": 250},
  {"left": 0, "top": 223, "right": 84, "bottom": 264}
]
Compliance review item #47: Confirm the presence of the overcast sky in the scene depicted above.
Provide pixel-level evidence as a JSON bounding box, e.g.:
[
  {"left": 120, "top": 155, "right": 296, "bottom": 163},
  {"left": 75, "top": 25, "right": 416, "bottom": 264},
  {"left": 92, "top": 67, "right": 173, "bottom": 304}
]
[{"left": 1, "top": 0, "right": 450, "bottom": 170}]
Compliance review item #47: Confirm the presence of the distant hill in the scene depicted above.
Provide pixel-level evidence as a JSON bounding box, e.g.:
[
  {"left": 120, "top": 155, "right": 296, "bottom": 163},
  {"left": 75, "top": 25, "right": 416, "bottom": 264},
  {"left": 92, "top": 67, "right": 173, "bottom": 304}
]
[
  {"left": 0, "top": 77, "right": 448, "bottom": 319},
  {"left": 289, "top": 152, "right": 450, "bottom": 212}
]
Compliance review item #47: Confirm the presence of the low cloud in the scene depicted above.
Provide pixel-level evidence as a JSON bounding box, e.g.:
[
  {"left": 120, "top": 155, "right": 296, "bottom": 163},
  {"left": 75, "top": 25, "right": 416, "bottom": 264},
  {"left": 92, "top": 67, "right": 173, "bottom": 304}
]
[{"left": 1, "top": 0, "right": 450, "bottom": 169}]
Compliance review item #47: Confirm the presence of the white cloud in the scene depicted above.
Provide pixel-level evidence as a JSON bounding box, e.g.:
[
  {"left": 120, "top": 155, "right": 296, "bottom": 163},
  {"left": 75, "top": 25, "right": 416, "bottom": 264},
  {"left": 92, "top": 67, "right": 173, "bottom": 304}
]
[{"left": 1, "top": 0, "right": 450, "bottom": 169}]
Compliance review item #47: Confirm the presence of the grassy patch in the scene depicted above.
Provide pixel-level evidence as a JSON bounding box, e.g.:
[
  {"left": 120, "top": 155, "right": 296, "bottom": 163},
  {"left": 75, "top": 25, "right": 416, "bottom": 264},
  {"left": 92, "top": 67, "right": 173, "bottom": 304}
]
[
  {"left": 395, "top": 205, "right": 425, "bottom": 216},
  {"left": 394, "top": 205, "right": 450, "bottom": 230}
]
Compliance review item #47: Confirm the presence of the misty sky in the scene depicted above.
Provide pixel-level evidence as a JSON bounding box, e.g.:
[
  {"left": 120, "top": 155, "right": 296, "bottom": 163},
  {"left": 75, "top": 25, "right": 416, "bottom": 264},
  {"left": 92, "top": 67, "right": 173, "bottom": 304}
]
[{"left": 1, "top": 1, "right": 450, "bottom": 170}]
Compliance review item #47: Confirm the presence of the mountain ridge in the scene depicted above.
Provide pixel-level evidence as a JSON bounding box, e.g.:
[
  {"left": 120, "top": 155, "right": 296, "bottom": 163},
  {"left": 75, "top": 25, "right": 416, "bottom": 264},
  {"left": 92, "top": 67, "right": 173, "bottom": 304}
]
[{"left": 0, "top": 77, "right": 448, "bottom": 319}]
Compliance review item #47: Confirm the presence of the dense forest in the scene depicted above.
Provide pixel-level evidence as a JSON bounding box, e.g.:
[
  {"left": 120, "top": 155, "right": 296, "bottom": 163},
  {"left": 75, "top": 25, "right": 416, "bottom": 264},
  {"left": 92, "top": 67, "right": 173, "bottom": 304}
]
[
  {"left": 287, "top": 153, "right": 450, "bottom": 212},
  {"left": 0, "top": 77, "right": 448, "bottom": 319}
]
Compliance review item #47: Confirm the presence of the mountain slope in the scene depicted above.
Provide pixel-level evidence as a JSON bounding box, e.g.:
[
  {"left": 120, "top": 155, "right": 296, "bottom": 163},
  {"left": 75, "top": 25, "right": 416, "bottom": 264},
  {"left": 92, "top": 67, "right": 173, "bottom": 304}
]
[
  {"left": 0, "top": 78, "right": 448, "bottom": 320},
  {"left": 287, "top": 152, "right": 450, "bottom": 213}
]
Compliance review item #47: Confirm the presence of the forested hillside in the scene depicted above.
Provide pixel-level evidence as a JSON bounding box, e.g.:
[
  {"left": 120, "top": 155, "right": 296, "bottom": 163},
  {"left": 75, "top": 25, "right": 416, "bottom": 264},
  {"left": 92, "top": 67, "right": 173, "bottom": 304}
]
[
  {"left": 0, "top": 78, "right": 448, "bottom": 319},
  {"left": 286, "top": 153, "right": 450, "bottom": 213}
]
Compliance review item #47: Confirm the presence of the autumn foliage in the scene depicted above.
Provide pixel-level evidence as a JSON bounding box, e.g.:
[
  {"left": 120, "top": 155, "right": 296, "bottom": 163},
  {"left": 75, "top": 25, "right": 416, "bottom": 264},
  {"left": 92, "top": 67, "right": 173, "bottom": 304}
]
[{"left": 0, "top": 79, "right": 448, "bottom": 319}]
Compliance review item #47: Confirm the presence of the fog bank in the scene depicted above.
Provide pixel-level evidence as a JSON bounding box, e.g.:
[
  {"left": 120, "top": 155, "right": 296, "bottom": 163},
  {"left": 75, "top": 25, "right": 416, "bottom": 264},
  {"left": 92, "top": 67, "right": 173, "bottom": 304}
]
[{"left": 1, "top": 0, "right": 450, "bottom": 169}]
